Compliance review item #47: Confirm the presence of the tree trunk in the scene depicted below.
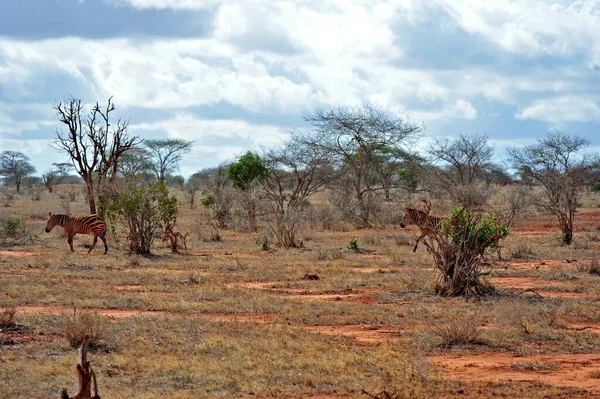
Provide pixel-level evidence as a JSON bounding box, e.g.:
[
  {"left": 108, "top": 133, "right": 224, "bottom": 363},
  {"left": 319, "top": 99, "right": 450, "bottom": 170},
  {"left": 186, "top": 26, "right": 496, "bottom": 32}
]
[{"left": 86, "top": 180, "right": 97, "bottom": 214}]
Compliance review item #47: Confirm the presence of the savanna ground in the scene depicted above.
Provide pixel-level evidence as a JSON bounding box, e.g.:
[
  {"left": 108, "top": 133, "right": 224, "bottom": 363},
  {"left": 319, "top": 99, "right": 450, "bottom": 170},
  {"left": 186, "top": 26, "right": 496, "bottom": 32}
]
[{"left": 2, "top": 185, "right": 600, "bottom": 398}]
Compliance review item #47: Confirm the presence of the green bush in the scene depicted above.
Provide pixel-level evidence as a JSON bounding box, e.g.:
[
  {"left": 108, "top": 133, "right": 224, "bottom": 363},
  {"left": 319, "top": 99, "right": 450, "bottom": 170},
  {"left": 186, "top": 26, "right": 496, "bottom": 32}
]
[
  {"left": 105, "top": 180, "right": 178, "bottom": 254},
  {"left": 1, "top": 217, "right": 24, "bottom": 238},
  {"left": 442, "top": 207, "right": 509, "bottom": 249}
]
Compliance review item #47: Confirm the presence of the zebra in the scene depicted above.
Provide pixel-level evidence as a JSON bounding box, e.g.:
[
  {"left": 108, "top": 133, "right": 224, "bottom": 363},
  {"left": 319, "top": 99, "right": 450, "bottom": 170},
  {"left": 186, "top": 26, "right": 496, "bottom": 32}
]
[
  {"left": 400, "top": 207, "right": 446, "bottom": 252},
  {"left": 45, "top": 212, "right": 108, "bottom": 254}
]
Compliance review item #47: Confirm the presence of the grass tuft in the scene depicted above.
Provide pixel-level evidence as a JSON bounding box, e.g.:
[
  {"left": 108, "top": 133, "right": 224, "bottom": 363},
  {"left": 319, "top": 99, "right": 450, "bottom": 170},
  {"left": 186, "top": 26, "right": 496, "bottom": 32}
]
[{"left": 62, "top": 309, "right": 109, "bottom": 349}]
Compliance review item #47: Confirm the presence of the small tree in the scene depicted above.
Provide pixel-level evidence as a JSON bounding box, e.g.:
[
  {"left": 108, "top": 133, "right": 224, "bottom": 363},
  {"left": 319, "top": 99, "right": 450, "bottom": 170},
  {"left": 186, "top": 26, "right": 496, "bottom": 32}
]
[
  {"left": 508, "top": 131, "right": 599, "bottom": 245},
  {"left": 105, "top": 179, "right": 178, "bottom": 254},
  {"left": 420, "top": 206, "right": 509, "bottom": 296},
  {"left": 227, "top": 151, "right": 269, "bottom": 231},
  {"left": 261, "top": 135, "right": 336, "bottom": 247},
  {"left": 144, "top": 138, "right": 193, "bottom": 181},
  {"left": 0, "top": 151, "right": 36, "bottom": 193}
]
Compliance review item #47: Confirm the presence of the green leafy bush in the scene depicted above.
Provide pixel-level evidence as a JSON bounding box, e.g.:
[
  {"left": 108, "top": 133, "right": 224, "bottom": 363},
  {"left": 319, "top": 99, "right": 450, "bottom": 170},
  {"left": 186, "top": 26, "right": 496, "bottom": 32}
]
[{"left": 105, "top": 180, "right": 178, "bottom": 254}]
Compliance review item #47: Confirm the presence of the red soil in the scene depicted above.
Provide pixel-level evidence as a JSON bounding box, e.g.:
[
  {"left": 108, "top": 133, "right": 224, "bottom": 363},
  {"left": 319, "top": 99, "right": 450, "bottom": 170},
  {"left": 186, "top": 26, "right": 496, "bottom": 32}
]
[
  {"left": 490, "top": 276, "right": 587, "bottom": 299},
  {"left": 430, "top": 352, "right": 600, "bottom": 393}
]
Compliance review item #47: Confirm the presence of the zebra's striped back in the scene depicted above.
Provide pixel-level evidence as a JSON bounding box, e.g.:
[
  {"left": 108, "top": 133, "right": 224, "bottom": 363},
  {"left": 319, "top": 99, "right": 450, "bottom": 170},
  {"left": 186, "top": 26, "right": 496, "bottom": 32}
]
[
  {"left": 46, "top": 213, "right": 106, "bottom": 237},
  {"left": 400, "top": 208, "right": 445, "bottom": 231},
  {"left": 46, "top": 212, "right": 108, "bottom": 253}
]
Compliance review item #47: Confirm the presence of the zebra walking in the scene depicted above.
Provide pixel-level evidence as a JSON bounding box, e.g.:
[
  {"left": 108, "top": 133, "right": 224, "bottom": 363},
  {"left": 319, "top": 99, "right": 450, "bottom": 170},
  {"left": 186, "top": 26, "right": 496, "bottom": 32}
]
[
  {"left": 45, "top": 212, "right": 108, "bottom": 254},
  {"left": 400, "top": 207, "right": 446, "bottom": 252}
]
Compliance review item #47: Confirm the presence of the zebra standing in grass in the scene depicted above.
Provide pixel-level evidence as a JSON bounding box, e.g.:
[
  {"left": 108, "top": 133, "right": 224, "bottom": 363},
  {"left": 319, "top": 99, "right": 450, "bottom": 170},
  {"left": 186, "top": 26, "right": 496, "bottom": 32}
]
[
  {"left": 400, "top": 207, "right": 446, "bottom": 252},
  {"left": 45, "top": 212, "right": 108, "bottom": 254}
]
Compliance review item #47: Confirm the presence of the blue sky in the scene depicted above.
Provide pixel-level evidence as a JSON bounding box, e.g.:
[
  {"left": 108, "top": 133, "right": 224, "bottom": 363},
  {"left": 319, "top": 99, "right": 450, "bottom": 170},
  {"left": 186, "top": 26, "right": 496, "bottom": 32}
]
[{"left": 1, "top": 0, "right": 600, "bottom": 178}]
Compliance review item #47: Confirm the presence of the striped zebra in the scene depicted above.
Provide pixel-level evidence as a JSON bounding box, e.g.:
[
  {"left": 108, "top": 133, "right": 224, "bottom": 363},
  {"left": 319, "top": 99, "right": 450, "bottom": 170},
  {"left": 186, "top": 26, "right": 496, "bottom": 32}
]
[
  {"left": 400, "top": 207, "right": 446, "bottom": 252},
  {"left": 45, "top": 212, "right": 108, "bottom": 254}
]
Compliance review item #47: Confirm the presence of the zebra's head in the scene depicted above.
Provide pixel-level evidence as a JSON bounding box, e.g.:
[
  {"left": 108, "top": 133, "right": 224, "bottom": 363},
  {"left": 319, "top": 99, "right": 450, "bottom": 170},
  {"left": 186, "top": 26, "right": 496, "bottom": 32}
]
[
  {"left": 399, "top": 209, "right": 409, "bottom": 228},
  {"left": 45, "top": 212, "right": 56, "bottom": 233}
]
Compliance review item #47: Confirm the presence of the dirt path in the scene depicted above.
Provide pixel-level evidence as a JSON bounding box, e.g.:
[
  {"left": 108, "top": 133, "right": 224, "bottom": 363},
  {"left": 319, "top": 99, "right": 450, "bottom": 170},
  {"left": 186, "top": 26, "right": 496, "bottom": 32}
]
[
  {"left": 430, "top": 352, "right": 600, "bottom": 393},
  {"left": 224, "top": 280, "right": 383, "bottom": 303},
  {"left": 490, "top": 276, "right": 587, "bottom": 299}
]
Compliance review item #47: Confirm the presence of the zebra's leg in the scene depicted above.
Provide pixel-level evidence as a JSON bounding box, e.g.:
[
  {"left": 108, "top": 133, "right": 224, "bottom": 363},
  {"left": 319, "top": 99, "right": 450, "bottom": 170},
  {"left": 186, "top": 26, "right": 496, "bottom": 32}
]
[
  {"left": 413, "top": 231, "right": 428, "bottom": 252},
  {"left": 100, "top": 234, "right": 108, "bottom": 254},
  {"left": 88, "top": 235, "right": 98, "bottom": 253},
  {"left": 67, "top": 235, "right": 75, "bottom": 252}
]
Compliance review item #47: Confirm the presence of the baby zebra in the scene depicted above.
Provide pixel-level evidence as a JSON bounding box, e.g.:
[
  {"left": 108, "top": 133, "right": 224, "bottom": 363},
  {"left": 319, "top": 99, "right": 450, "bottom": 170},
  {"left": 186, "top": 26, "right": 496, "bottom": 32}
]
[
  {"left": 45, "top": 212, "right": 108, "bottom": 254},
  {"left": 400, "top": 207, "right": 446, "bottom": 252}
]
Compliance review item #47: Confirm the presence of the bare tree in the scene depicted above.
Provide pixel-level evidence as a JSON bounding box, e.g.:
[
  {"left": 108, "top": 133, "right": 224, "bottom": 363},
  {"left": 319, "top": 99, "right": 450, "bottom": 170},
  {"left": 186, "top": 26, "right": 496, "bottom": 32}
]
[
  {"left": 261, "top": 135, "right": 336, "bottom": 247},
  {"left": 53, "top": 96, "right": 140, "bottom": 214},
  {"left": 508, "top": 131, "right": 599, "bottom": 245},
  {"left": 302, "top": 103, "right": 423, "bottom": 227},
  {"left": 144, "top": 138, "right": 193, "bottom": 181},
  {"left": 0, "top": 151, "right": 36, "bottom": 193},
  {"left": 42, "top": 162, "right": 74, "bottom": 193},
  {"left": 428, "top": 134, "right": 495, "bottom": 210}
]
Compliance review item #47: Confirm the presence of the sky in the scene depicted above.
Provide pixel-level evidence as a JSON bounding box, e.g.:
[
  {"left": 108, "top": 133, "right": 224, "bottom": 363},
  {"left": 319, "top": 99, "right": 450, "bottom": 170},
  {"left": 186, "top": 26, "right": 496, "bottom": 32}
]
[{"left": 1, "top": 0, "right": 600, "bottom": 178}]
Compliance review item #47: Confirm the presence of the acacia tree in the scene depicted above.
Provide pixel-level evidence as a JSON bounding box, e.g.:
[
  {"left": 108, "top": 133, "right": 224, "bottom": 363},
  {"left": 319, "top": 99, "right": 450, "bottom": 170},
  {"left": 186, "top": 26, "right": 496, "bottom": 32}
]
[
  {"left": 118, "top": 147, "right": 153, "bottom": 180},
  {"left": 0, "top": 151, "right": 36, "bottom": 193},
  {"left": 508, "top": 131, "right": 599, "bottom": 245},
  {"left": 428, "top": 134, "right": 495, "bottom": 210},
  {"left": 144, "top": 139, "right": 193, "bottom": 181},
  {"left": 303, "top": 103, "right": 423, "bottom": 227},
  {"left": 42, "top": 162, "right": 74, "bottom": 193},
  {"left": 261, "top": 135, "right": 336, "bottom": 247},
  {"left": 53, "top": 96, "right": 140, "bottom": 214}
]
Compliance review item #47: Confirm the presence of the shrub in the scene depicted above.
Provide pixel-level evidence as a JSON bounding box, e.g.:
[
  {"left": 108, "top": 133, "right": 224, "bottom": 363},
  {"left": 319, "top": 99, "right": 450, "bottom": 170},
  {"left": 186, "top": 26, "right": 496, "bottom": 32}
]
[
  {"left": 424, "top": 206, "right": 510, "bottom": 296},
  {"left": 429, "top": 321, "right": 482, "bottom": 347},
  {"left": 0, "top": 306, "right": 16, "bottom": 327},
  {"left": 509, "top": 242, "right": 535, "bottom": 259},
  {"left": 347, "top": 238, "right": 359, "bottom": 251},
  {"left": 62, "top": 309, "right": 108, "bottom": 348},
  {"left": 577, "top": 257, "right": 600, "bottom": 275},
  {"left": 1, "top": 217, "right": 24, "bottom": 238},
  {"left": 105, "top": 179, "right": 178, "bottom": 254}
]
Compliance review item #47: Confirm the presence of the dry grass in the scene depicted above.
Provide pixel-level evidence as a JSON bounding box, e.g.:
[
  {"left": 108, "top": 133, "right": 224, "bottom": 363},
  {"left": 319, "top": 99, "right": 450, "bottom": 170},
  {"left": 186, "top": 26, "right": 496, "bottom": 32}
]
[
  {"left": 428, "top": 321, "right": 483, "bottom": 347},
  {"left": 62, "top": 309, "right": 109, "bottom": 348},
  {"left": 577, "top": 257, "right": 600, "bottom": 275},
  {"left": 2, "top": 186, "right": 600, "bottom": 397},
  {"left": 0, "top": 306, "right": 16, "bottom": 327}
]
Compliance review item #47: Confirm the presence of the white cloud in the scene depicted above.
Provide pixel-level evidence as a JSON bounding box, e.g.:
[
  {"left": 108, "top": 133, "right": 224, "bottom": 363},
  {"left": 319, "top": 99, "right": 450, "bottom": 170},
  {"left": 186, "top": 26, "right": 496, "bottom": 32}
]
[
  {"left": 434, "top": 0, "right": 593, "bottom": 57},
  {"left": 132, "top": 113, "right": 289, "bottom": 173},
  {"left": 516, "top": 95, "right": 600, "bottom": 123},
  {"left": 411, "top": 99, "right": 478, "bottom": 122},
  {"left": 106, "top": 0, "right": 220, "bottom": 10}
]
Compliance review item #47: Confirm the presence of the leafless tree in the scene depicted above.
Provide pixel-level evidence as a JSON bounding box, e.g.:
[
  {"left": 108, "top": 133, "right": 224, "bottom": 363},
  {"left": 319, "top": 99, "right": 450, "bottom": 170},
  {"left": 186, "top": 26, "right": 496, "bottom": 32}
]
[
  {"left": 261, "top": 135, "right": 336, "bottom": 247},
  {"left": 508, "top": 131, "right": 599, "bottom": 245},
  {"left": 428, "top": 134, "right": 495, "bottom": 210},
  {"left": 52, "top": 96, "right": 140, "bottom": 214},
  {"left": 302, "top": 103, "right": 423, "bottom": 227}
]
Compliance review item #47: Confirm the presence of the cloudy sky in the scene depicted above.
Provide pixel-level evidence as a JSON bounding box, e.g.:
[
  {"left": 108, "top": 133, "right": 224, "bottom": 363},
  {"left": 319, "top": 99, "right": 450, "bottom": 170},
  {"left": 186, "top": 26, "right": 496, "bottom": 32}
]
[{"left": 2, "top": 0, "right": 600, "bottom": 178}]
